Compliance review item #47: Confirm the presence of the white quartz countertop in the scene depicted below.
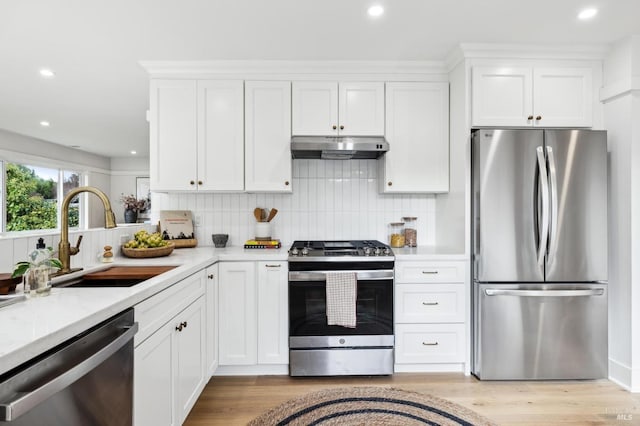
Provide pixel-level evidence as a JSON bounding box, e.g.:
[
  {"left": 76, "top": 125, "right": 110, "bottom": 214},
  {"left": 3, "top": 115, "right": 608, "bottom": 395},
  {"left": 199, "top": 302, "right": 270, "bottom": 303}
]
[
  {"left": 0, "top": 245, "right": 287, "bottom": 375},
  {"left": 393, "top": 246, "right": 467, "bottom": 261},
  {"left": 0, "top": 243, "right": 462, "bottom": 375}
]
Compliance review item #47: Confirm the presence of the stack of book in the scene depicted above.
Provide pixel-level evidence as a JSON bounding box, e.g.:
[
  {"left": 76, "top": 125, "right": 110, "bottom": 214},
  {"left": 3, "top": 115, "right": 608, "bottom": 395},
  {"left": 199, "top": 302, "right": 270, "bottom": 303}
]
[{"left": 244, "top": 239, "right": 282, "bottom": 249}]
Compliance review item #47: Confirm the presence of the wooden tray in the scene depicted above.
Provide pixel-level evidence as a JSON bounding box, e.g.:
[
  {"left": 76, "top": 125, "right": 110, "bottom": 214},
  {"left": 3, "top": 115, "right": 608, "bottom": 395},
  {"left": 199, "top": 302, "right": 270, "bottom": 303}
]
[
  {"left": 170, "top": 238, "right": 198, "bottom": 248},
  {"left": 121, "top": 243, "right": 175, "bottom": 258},
  {"left": 0, "top": 273, "right": 21, "bottom": 295}
]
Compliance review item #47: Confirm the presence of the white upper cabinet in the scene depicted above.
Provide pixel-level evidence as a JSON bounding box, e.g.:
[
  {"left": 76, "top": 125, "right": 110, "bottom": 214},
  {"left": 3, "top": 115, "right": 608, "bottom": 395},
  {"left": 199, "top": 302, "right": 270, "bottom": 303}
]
[
  {"left": 532, "top": 67, "right": 593, "bottom": 127},
  {"left": 472, "top": 66, "right": 593, "bottom": 127},
  {"left": 381, "top": 82, "right": 449, "bottom": 193},
  {"left": 292, "top": 81, "right": 384, "bottom": 136},
  {"left": 150, "top": 80, "right": 198, "bottom": 191},
  {"left": 197, "top": 80, "right": 245, "bottom": 191},
  {"left": 150, "top": 79, "right": 244, "bottom": 191},
  {"left": 245, "top": 81, "right": 292, "bottom": 192}
]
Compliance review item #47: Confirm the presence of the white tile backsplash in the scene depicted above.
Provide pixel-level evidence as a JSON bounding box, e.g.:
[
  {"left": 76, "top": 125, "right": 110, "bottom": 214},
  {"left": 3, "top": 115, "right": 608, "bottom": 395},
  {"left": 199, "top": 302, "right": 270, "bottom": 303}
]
[
  {"left": 153, "top": 159, "right": 437, "bottom": 247},
  {"left": 0, "top": 224, "right": 151, "bottom": 272}
]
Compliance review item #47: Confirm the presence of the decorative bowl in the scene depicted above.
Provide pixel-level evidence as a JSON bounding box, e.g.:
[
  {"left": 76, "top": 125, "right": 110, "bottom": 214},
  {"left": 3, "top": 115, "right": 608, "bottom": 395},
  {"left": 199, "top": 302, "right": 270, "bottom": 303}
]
[{"left": 121, "top": 243, "right": 175, "bottom": 258}]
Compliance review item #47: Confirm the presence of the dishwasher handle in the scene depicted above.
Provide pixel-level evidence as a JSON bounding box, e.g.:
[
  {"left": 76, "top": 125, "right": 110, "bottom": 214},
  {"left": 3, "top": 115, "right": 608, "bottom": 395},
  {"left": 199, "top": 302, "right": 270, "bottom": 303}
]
[
  {"left": 484, "top": 288, "right": 605, "bottom": 297},
  {"left": 0, "top": 322, "right": 138, "bottom": 421}
]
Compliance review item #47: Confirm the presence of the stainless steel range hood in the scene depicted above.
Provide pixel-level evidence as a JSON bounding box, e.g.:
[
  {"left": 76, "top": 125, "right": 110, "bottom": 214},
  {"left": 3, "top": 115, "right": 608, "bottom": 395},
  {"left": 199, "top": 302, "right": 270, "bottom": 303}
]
[{"left": 291, "top": 136, "right": 389, "bottom": 160}]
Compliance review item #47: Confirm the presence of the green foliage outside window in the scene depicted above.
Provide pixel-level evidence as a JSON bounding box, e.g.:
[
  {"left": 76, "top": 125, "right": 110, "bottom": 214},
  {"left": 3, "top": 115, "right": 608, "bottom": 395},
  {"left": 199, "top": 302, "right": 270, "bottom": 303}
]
[{"left": 5, "top": 164, "right": 79, "bottom": 231}]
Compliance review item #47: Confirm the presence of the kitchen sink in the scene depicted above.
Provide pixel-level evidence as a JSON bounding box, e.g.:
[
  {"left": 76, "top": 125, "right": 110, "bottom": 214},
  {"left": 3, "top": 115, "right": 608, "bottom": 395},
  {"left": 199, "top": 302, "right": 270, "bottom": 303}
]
[
  {"left": 53, "top": 266, "right": 177, "bottom": 288},
  {"left": 0, "top": 294, "right": 26, "bottom": 309}
]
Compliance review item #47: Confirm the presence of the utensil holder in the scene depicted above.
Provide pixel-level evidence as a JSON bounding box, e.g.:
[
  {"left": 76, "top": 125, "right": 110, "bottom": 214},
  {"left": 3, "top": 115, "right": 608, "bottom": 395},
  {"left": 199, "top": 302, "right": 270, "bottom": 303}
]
[{"left": 255, "top": 222, "right": 271, "bottom": 240}]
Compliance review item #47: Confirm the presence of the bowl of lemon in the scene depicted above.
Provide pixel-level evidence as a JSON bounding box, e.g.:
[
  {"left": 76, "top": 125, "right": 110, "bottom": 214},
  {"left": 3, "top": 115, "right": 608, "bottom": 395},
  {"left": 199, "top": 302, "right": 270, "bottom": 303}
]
[{"left": 121, "top": 230, "right": 175, "bottom": 258}]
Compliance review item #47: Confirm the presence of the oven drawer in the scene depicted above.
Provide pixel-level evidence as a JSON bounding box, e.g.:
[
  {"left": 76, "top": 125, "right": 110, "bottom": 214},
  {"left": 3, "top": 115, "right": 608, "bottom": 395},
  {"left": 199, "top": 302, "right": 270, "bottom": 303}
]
[
  {"left": 395, "top": 261, "right": 465, "bottom": 284},
  {"left": 395, "top": 323, "right": 465, "bottom": 364},
  {"left": 395, "top": 284, "right": 465, "bottom": 323}
]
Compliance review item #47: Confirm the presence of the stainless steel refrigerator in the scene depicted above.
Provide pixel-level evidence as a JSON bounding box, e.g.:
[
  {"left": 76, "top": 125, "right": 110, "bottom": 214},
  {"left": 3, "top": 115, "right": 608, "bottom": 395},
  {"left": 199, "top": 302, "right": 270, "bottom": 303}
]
[{"left": 471, "top": 129, "right": 608, "bottom": 380}]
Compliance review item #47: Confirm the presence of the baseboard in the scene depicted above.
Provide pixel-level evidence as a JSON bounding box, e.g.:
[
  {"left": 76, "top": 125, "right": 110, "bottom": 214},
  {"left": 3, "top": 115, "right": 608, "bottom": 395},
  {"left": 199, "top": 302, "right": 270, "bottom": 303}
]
[
  {"left": 214, "top": 364, "right": 289, "bottom": 376},
  {"left": 609, "top": 357, "right": 633, "bottom": 391},
  {"left": 394, "top": 363, "right": 465, "bottom": 373}
]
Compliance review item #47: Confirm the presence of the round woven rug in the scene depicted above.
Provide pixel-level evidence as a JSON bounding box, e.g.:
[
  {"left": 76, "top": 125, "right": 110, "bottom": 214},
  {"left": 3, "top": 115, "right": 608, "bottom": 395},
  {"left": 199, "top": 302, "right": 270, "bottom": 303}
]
[{"left": 248, "top": 386, "right": 495, "bottom": 426}]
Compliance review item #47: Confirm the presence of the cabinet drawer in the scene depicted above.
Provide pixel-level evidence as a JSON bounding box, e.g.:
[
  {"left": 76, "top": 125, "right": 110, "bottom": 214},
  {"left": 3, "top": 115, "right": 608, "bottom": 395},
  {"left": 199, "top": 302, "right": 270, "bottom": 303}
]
[
  {"left": 395, "top": 284, "right": 465, "bottom": 323},
  {"left": 135, "top": 271, "right": 205, "bottom": 345},
  {"left": 395, "top": 323, "right": 465, "bottom": 364},
  {"left": 395, "top": 261, "right": 464, "bottom": 283}
]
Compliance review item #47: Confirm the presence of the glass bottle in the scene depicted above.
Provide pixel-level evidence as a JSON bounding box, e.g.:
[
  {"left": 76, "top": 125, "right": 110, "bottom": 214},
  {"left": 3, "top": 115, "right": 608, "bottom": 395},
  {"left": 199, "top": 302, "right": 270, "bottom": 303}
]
[
  {"left": 388, "top": 222, "right": 405, "bottom": 248},
  {"left": 403, "top": 217, "right": 417, "bottom": 247}
]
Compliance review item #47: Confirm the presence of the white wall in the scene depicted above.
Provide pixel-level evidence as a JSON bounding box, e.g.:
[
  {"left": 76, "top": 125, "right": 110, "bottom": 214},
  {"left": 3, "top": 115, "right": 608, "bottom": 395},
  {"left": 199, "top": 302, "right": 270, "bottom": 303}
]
[
  {"left": 110, "top": 156, "right": 150, "bottom": 223},
  {"left": 602, "top": 35, "right": 640, "bottom": 391},
  {"left": 436, "top": 59, "right": 467, "bottom": 253},
  {"left": 152, "top": 159, "right": 437, "bottom": 247}
]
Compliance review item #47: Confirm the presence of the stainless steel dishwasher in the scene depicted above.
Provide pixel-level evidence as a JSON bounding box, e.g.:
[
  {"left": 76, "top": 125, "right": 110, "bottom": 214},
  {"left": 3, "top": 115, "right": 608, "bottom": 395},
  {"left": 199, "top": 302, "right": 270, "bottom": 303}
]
[{"left": 0, "top": 308, "right": 138, "bottom": 425}]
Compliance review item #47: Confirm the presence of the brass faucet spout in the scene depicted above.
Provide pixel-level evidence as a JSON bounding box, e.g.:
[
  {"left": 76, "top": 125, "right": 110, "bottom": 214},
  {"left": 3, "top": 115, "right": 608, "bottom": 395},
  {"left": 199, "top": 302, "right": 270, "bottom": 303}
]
[{"left": 58, "top": 186, "right": 117, "bottom": 274}]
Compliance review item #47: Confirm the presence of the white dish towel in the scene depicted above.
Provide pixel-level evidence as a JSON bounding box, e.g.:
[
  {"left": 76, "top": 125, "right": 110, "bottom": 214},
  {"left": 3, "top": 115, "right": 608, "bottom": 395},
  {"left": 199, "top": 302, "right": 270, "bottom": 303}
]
[{"left": 326, "top": 272, "right": 357, "bottom": 328}]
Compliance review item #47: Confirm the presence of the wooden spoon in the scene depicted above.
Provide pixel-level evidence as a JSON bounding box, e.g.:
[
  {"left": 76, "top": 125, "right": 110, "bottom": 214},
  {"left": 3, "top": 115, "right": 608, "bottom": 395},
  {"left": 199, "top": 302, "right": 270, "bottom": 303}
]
[
  {"left": 253, "top": 207, "right": 263, "bottom": 222},
  {"left": 266, "top": 208, "right": 278, "bottom": 222},
  {"left": 261, "top": 208, "right": 268, "bottom": 222}
]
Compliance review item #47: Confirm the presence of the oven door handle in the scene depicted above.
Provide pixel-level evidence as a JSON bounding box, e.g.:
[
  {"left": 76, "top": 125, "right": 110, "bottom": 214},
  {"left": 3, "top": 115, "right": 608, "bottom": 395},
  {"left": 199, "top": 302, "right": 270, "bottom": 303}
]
[
  {"left": 0, "top": 323, "right": 138, "bottom": 421},
  {"left": 288, "top": 270, "right": 394, "bottom": 281}
]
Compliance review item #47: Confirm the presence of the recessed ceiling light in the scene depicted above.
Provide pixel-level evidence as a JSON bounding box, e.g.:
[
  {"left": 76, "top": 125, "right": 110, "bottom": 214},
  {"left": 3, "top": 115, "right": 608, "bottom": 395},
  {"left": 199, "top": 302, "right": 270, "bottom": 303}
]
[
  {"left": 578, "top": 8, "right": 598, "bottom": 20},
  {"left": 40, "top": 121, "right": 50, "bottom": 127},
  {"left": 130, "top": 150, "right": 137, "bottom": 155},
  {"left": 367, "top": 5, "right": 384, "bottom": 17},
  {"left": 39, "top": 68, "right": 55, "bottom": 78}
]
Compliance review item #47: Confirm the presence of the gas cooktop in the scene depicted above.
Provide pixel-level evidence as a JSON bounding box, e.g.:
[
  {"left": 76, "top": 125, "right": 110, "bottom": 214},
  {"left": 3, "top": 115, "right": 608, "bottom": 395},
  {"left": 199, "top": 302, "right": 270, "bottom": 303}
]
[{"left": 288, "top": 240, "right": 394, "bottom": 261}]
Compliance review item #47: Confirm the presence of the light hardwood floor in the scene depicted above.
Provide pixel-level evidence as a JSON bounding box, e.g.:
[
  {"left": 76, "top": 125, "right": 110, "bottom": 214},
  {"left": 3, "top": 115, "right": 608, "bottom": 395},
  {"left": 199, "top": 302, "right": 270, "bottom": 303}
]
[{"left": 184, "top": 373, "right": 640, "bottom": 425}]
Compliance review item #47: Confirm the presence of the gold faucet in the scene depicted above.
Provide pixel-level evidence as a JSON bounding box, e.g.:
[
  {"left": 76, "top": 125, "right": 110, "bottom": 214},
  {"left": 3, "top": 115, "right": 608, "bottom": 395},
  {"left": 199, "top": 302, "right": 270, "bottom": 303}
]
[{"left": 58, "top": 186, "right": 117, "bottom": 275}]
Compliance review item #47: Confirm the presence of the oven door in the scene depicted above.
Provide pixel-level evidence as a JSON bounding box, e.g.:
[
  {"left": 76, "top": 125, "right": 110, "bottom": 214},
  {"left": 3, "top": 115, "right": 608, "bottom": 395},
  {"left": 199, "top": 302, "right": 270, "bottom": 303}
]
[{"left": 288, "top": 270, "right": 394, "bottom": 338}]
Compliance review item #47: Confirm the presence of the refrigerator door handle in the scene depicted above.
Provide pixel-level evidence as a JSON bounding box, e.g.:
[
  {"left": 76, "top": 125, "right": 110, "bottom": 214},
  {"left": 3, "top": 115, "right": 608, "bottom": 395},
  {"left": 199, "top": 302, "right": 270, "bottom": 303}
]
[
  {"left": 535, "top": 146, "right": 550, "bottom": 269},
  {"left": 546, "top": 146, "right": 559, "bottom": 266},
  {"left": 485, "top": 288, "right": 605, "bottom": 297}
]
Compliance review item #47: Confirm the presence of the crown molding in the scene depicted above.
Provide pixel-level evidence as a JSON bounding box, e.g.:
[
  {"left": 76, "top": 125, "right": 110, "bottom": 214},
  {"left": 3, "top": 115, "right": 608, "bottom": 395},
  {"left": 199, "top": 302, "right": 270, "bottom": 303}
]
[
  {"left": 139, "top": 60, "right": 449, "bottom": 79},
  {"left": 600, "top": 76, "right": 640, "bottom": 103},
  {"left": 457, "top": 43, "right": 610, "bottom": 61}
]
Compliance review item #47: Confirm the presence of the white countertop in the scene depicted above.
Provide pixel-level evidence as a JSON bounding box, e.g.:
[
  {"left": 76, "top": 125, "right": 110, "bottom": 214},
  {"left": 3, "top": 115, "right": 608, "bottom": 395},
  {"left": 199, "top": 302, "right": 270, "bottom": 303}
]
[{"left": 0, "top": 244, "right": 462, "bottom": 375}]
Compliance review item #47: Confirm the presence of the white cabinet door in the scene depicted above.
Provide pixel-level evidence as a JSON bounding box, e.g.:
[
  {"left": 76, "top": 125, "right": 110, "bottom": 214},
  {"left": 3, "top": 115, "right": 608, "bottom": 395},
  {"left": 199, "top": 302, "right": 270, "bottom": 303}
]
[
  {"left": 292, "top": 81, "right": 384, "bottom": 136},
  {"left": 382, "top": 82, "right": 449, "bottom": 193},
  {"left": 218, "top": 262, "right": 257, "bottom": 365},
  {"left": 197, "top": 81, "right": 245, "bottom": 191},
  {"left": 134, "top": 316, "right": 177, "bottom": 426},
  {"left": 292, "top": 81, "right": 337, "bottom": 136},
  {"left": 471, "top": 67, "right": 533, "bottom": 127},
  {"left": 257, "top": 261, "right": 289, "bottom": 364},
  {"left": 533, "top": 67, "right": 592, "bottom": 127},
  {"left": 245, "top": 81, "right": 292, "bottom": 192},
  {"left": 176, "top": 296, "right": 207, "bottom": 424},
  {"left": 339, "top": 82, "right": 385, "bottom": 136},
  {"left": 150, "top": 79, "right": 197, "bottom": 191},
  {"left": 205, "top": 264, "right": 218, "bottom": 375}
]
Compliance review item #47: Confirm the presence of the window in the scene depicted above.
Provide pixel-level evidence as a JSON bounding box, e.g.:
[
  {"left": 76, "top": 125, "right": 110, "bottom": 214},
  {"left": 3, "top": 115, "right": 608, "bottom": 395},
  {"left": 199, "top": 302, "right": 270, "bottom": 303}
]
[{"left": 2, "top": 161, "right": 82, "bottom": 232}]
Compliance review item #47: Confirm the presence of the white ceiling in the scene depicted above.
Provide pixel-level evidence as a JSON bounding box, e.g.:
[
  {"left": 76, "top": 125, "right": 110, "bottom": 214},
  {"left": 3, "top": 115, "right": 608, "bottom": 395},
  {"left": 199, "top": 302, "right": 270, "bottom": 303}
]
[{"left": 1, "top": 0, "right": 639, "bottom": 159}]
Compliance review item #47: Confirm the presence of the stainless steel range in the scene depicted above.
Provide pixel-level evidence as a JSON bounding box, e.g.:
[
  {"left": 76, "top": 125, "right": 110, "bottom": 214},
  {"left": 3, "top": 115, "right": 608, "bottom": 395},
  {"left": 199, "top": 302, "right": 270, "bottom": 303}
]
[{"left": 288, "top": 240, "right": 394, "bottom": 376}]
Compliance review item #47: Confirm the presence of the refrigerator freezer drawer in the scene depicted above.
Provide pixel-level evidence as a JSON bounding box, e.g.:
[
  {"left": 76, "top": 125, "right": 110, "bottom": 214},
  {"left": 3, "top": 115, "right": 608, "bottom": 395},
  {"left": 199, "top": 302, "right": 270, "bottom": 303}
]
[{"left": 473, "top": 283, "right": 607, "bottom": 380}]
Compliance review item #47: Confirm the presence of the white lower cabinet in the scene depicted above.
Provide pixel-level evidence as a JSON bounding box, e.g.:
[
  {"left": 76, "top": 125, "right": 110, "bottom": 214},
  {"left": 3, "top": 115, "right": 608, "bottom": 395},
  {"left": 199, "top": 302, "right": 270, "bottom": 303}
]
[
  {"left": 134, "top": 270, "right": 207, "bottom": 426},
  {"left": 205, "top": 264, "right": 219, "bottom": 375},
  {"left": 257, "top": 262, "right": 289, "bottom": 364},
  {"left": 394, "top": 260, "right": 466, "bottom": 372},
  {"left": 218, "top": 261, "right": 288, "bottom": 373}
]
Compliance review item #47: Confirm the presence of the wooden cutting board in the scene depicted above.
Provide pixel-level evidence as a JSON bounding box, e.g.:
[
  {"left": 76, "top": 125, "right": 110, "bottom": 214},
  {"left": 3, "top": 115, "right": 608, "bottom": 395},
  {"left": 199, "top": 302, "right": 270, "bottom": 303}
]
[{"left": 82, "top": 266, "right": 176, "bottom": 280}]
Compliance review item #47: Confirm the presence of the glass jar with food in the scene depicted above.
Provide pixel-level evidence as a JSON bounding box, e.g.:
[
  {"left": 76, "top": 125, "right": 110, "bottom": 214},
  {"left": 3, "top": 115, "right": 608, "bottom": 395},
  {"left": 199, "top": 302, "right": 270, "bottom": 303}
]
[
  {"left": 402, "top": 216, "right": 417, "bottom": 247},
  {"left": 388, "top": 222, "right": 405, "bottom": 248}
]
